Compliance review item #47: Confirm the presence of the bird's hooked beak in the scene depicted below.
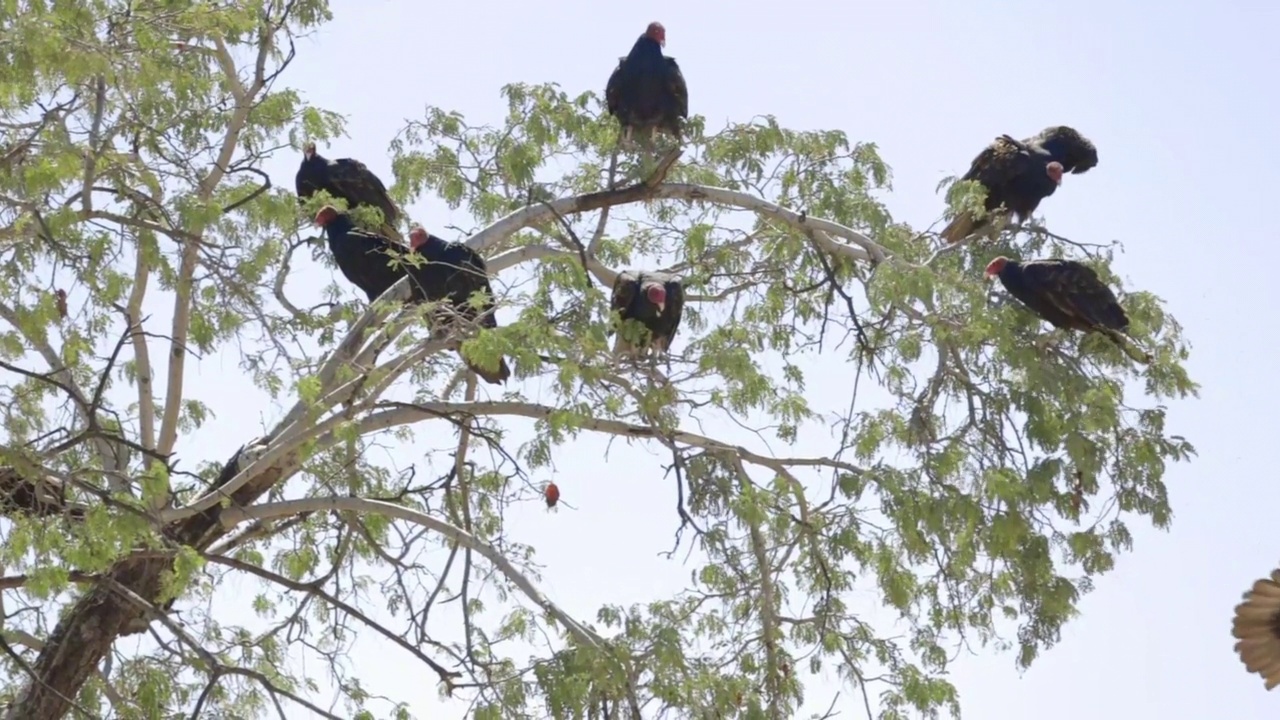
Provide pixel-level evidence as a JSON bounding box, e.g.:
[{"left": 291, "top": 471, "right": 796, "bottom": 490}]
[{"left": 656, "top": 301, "right": 665, "bottom": 313}]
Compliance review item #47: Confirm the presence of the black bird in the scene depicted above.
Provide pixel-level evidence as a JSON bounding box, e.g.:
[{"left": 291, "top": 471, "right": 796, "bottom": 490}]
[
  {"left": 296, "top": 142, "right": 402, "bottom": 241},
  {"left": 610, "top": 270, "right": 685, "bottom": 357},
  {"left": 984, "top": 256, "right": 1149, "bottom": 363},
  {"left": 407, "top": 227, "right": 511, "bottom": 385},
  {"left": 605, "top": 22, "right": 689, "bottom": 147},
  {"left": 942, "top": 126, "right": 1098, "bottom": 244},
  {"left": 314, "top": 205, "right": 408, "bottom": 303}
]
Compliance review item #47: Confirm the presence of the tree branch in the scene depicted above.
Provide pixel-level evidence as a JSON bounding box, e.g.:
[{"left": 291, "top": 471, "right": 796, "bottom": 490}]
[
  {"left": 217, "top": 497, "right": 608, "bottom": 651},
  {"left": 362, "top": 401, "right": 864, "bottom": 478}
]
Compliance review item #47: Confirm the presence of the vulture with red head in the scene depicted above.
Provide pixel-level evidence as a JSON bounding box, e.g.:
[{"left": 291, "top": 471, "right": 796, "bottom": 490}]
[
  {"left": 407, "top": 227, "right": 511, "bottom": 385},
  {"left": 296, "top": 142, "right": 402, "bottom": 241},
  {"left": 1233, "top": 565, "right": 1280, "bottom": 691},
  {"left": 942, "top": 126, "right": 1098, "bottom": 244},
  {"left": 606, "top": 22, "right": 689, "bottom": 147},
  {"left": 313, "top": 205, "right": 408, "bottom": 303},
  {"left": 610, "top": 270, "right": 685, "bottom": 357},
  {"left": 985, "top": 256, "right": 1149, "bottom": 364}
]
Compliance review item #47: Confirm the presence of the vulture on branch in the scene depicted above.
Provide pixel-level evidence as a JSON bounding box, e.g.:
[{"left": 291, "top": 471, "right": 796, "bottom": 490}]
[
  {"left": 610, "top": 270, "right": 685, "bottom": 357},
  {"left": 941, "top": 126, "right": 1098, "bottom": 244},
  {"left": 407, "top": 227, "right": 511, "bottom": 385},
  {"left": 296, "top": 142, "right": 402, "bottom": 240},
  {"left": 1233, "top": 566, "right": 1280, "bottom": 691},
  {"left": 985, "top": 256, "right": 1150, "bottom": 364},
  {"left": 606, "top": 22, "right": 689, "bottom": 147},
  {"left": 314, "top": 205, "right": 408, "bottom": 303}
]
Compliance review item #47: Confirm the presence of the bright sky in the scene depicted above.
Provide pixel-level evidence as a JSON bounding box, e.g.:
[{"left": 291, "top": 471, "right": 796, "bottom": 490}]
[{"left": 149, "top": 0, "right": 1280, "bottom": 717}]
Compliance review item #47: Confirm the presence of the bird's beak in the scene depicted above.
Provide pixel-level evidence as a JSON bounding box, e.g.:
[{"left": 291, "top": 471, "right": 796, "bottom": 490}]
[
  {"left": 983, "top": 271, "right": 996, "bottom": 281},
  {"left": 656, "top": 302, "right": 665, "bottom": 314}
]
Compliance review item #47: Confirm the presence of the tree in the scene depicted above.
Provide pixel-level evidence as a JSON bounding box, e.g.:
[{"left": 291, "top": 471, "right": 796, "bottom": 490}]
[{"left": 0, "top": 2, "right": 1198, "bottom": 719}]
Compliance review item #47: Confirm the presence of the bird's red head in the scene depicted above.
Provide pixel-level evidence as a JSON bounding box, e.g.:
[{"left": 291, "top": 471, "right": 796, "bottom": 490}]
[
  {"left": 1046, "top": 161, "right": 1064, "bottom": 184},
  {"left": 409, "top": 227, "right": 429, "bottom": 250},
  {"left": 645, "top": 282, "right": 667, "bottom": 311},
  {"left": 984, "top": 256, "right": 1009, "bottom": 280},
  {"left": 646, "top": 22, "right": 666, "bottom": 47},
  {"left": 544, "top": 482, "right": 560, "bottom": 508},
  {"left": 302, "top": 141, "right": 317, "bottom": 160},
  {"left": 314, "top": 205, "right": 339, "bottom": 227}
]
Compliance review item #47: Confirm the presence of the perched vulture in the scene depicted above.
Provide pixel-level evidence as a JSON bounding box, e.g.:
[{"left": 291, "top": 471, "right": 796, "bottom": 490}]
[
  {"left": 605, "top": 22, "right": 689, "bottom": 146},
  {"left": 407, "top": 227, "right": 511, "bottom": 385},
  {"left": 610, "top": 270, "right": 685, "bottom": 357},
  {"left": 985, "top": 256, "right": 1150, "bottom": 364},
  {"left": 1232, "top": 566, "right": 1280, "bottom": 691},
  {"left": 942, "top": 126, "right": 1098, "bottom": 244},
  {"left": 296, "top": 142, "right": 402, "bottom": 240},
  {"left": 314, "top": 205, "right": 408, "bottom": 303}
]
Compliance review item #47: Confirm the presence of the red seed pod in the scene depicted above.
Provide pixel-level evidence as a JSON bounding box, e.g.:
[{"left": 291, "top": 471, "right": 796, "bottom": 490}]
[
  {"left": 54, "top": 289, "right": 67, "bottom": 319},
  {"left": 544, "top": 482, "right": 560, "bottom": 508}
]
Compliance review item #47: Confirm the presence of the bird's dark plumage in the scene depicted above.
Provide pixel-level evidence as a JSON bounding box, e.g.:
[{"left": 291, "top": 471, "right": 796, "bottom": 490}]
[
  {"left": 605, "top": 22, "right": 689, "bottom": 145},
  {"left": 986, "top": 256, "right": 1148, "bottom": 363},
  {"left": 314, "top": 206, "right": 408, "bottom": 303},
  {"left": 610, "top": 270, "right": 685, "bottom": 357},
  {"left": 942, "top": 126, "right": 1098, "bottom": 244},
  {"left": 1232, "top": 566, "right": 1280, "bottom": 691},
  {"left": 408, "top": 228, "right": 510, "bottom": 385},
  {"left": 297, "top": 143, "right": 402, "bottom": 241}
]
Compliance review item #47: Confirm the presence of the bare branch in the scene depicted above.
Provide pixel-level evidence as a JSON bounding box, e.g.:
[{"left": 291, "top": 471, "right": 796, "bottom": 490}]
[{"left": 218, "top": 496, "right": 609, "bottom": 651}]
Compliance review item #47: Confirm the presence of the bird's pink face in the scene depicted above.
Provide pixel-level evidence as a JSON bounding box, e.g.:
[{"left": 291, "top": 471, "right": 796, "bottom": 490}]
[
  {"left": 303, "top": 142, "right": 316, "bottom": 160},
  {"left": 646, "top": 22, "right": 666, "bottom": 47},
  {"left": 1046, "top": 161, "right": 1064, "bottom": 185},
  {"left": 984, "top": 256, "right": 1008, "bottom": 280},
  {"left": 409, "top": 228, "right": 428, "bottom": 250},
  {"left": 645, "top": 283, "right": 667, "bottom": 312},
  {"left": 314, "top": 206, "right": 337, "bottom": 227}
]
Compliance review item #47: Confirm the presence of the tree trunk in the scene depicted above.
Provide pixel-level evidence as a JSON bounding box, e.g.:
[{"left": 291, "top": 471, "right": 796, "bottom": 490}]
[{"left": 3, "top": 444, "right": 295, "bottom": 720}]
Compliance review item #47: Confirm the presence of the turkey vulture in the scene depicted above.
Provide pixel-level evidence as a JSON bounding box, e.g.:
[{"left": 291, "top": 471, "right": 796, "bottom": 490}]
[
  {"left": 407, "top": 227, "right": 511, "bottom": 385},
  {"left": 605, "top": 22, "right": 689, "bottom": 147},
  {"left": 942, "top": 126, "right": 1098, "bottom": 244},
  {"left": 1233, "top": 566, "right": 1280, "bottom": 691},
  {"left": 314, "top": 205, "right": 409, "bottom": 303},
  {"left": 985, "top": 256, "right": 1150, "bottom": 363},
  {"left": 610, "top": 270, "right": 685, "bottom": 357},
  {"left": 296, "top": 143, "right": 402, "bottom": 241}
]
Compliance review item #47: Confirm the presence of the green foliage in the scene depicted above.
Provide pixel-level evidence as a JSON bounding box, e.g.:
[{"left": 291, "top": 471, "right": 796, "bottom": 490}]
[{"left": 0, "top": 1, "right": 1196, "bottom": 719}]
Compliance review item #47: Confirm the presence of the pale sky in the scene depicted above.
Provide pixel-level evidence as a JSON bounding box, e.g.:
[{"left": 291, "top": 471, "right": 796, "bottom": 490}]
[{"left": 130, "top": 0, "right": 1280, "bottom": 717}]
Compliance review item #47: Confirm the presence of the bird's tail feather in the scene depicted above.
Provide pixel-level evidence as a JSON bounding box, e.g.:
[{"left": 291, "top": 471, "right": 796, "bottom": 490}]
[
  {"left": 461, "top": 351, "right": 510, "bottom": 385},
  {"left": 1102, "top": 329, "right": 1152, "bottom": 365},
  {"left": 940, "top": 213, "right": 975, "bottom": 244}
]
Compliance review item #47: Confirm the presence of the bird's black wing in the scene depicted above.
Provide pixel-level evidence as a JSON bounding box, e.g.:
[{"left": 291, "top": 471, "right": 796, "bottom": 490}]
[
  {"left": 961, "top": 136, "right": 1025, "bottom": 193},
  {"left": 295, "top": 163, "right": 321, "bottom": 204},
  {"left": 611, "top": 272, "right": 639, "bottom": 318},
  {"left": 1025, "top": 126, "right": 1098, "bottom": 174},
  {"left": 452, "top": 243, "right": 500, "bottom": 328},
  {"left": 663, "top": 276, "right": 685, "bottom": 344},
  {"left": 664, "top": 57, "right": 689, "bottom": 120},
  {"left": 329, "top": 158, "right": 399, "bottom": 228},
  {"left": 1022, "top": 259, "right": 1127, "bottom": 331},
  {"left": 606, "top": 58, "right": 627, "bottom": 117},
  {"left": 338, "top": 229, "right": 409, "bottom": 303}
]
